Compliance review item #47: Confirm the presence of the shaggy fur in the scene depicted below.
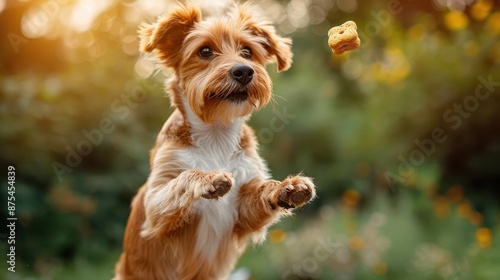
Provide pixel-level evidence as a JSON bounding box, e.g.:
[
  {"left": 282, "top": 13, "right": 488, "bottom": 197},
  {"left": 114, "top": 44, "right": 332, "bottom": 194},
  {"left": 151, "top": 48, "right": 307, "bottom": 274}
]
[{"left": 114, "top": 3, "right": 316, "bottom": 280}]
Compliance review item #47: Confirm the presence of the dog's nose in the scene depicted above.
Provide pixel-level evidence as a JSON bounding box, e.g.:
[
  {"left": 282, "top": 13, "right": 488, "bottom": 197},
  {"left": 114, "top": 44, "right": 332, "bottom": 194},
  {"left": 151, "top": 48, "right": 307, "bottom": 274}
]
[{"left": 231, "top": 65, "right": 254, "bottom": 85}]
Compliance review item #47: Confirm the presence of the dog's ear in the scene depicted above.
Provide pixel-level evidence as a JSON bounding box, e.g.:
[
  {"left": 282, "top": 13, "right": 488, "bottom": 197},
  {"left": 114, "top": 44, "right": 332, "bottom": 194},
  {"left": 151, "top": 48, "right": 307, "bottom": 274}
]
[
  {"left": 139, "top": 5, "right": 201, "bottom": 68},
  {"left": 247, "top": 22, "right": 293, "bottom": 72}
]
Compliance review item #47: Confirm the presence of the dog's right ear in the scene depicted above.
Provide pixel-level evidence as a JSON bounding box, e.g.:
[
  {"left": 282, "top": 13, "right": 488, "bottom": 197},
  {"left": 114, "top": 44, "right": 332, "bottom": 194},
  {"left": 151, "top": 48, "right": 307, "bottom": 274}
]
[{"left": 139, "top": 5, "right": 201, "bottom": 68}]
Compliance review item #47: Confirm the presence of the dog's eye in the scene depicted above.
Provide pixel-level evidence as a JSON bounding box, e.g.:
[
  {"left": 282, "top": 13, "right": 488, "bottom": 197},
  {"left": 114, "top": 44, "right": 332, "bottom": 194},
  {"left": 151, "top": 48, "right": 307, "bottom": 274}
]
[
  {"left": 199, "top": 46, "right": 214, "bottom": 59},
  {"left": 241, "top": 47, "right": 252, "bottom": 60}
]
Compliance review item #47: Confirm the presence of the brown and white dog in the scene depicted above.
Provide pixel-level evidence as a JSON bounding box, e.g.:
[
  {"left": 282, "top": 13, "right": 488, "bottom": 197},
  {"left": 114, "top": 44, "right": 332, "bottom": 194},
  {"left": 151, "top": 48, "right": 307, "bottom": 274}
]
[{"left": 115, "top": 3, "right": 316, "bottom": 279}]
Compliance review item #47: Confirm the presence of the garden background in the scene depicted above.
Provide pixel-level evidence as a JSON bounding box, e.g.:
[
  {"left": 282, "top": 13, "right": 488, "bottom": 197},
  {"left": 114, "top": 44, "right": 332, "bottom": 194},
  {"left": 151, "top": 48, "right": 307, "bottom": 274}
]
[{"left": 0, "top": 0, "right": 499, "bottom": 279}]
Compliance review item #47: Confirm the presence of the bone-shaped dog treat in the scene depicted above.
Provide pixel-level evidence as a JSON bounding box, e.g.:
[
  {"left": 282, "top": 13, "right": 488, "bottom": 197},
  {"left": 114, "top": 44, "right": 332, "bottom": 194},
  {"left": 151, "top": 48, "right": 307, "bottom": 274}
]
[{"left": 328, "top": 21, "right": 361, "bottom": 55}]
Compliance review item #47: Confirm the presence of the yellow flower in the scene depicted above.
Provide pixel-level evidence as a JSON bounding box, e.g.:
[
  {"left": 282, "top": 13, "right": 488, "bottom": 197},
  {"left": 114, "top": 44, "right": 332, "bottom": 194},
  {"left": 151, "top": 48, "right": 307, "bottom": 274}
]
[
  {"left": 372, "top": 46, "right": 411, "bottom": 85},
  {"left": 269, "top": 228, "right": 287, "bottom": 244},
  {"left": 444, "top": 11, "right": 469, "bottom": 31},
  {"left": 471, "top": 0, "right": 493, "bottom": 21},
  {"left": 487, "top": 12, "right": 500, "bottom": 34},
  {"left": 476, "top": 227, "right": 493, "bottom": 249}
]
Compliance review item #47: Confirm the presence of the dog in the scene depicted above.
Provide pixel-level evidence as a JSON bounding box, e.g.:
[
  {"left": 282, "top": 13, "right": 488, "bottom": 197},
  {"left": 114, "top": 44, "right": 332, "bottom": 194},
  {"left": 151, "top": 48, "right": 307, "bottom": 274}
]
[{"left": 114, "top": 3, "right": 316, "bottom": 279}]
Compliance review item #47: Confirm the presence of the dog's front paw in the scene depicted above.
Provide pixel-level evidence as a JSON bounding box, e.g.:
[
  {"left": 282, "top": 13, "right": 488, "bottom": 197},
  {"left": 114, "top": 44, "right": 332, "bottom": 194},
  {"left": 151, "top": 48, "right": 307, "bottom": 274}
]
[
  {"left": 275, "top": 176, "right": 315, "bottom": 209},
  {"left": 202, "top": 171, "right": 233, "bottom": 199}
]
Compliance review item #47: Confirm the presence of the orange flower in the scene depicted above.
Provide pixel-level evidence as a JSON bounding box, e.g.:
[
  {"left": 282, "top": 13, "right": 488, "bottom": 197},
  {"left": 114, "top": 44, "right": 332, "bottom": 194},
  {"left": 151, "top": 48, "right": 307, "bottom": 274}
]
[
  {"left": 348, "top": 235, "right": 364, "bottom": 251},
  {"left": 342, "top": 189, "right": 361, "bottom": 207},
  {"left": 373, "top": 262, "right": 388, "bottom": 275},
  {"left": 446, "top": 185, "right": 463, "bottom": 202},
  {"left": 488, "top": 42, "right": 500, "bottom": 63},
  {"left": 444, "top": 11, "right": 469, "bottom": 31},
  {"left": 434, "top": 197, "right": 450, "bottom": 219},
  {"left": 457, "top": 201, "right": 471, "bottom": 219},
  {"left": 468, "top": 211, "right": 484, "bottom": 226},
  {"left": 408, "top": 24, "right": 426, "bottom": 41},
  {"left": 269, "top": 228, "right": 287, "bottom": 244},
  {"left": 471, "top": 0, "right": 493, "bottom": 21},
  {"left": 476, "top": 227, "right": 493, "bottom": 249},
  {"left": 487, "top": 12, "right": 500, "bottom": 34}
]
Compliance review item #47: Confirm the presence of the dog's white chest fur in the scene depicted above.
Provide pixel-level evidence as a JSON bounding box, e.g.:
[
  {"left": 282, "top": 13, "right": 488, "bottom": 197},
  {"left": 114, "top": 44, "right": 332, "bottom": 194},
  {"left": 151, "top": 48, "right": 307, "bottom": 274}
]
[{"left": 176, "top": 102, "right": 263, "bottom": 259}]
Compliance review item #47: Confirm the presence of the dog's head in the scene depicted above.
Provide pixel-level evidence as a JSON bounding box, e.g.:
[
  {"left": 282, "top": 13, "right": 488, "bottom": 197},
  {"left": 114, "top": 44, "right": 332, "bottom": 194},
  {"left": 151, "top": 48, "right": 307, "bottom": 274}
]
[{"left": 139, "top": 3, "right": 292, "bottom": 125}]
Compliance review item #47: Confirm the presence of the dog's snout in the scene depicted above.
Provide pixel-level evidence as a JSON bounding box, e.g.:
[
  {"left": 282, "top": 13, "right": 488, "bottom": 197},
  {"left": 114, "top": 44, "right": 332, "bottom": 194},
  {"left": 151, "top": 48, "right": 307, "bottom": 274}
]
[{"left": 231, "top": 65, "right": 254, "bottom": 85}]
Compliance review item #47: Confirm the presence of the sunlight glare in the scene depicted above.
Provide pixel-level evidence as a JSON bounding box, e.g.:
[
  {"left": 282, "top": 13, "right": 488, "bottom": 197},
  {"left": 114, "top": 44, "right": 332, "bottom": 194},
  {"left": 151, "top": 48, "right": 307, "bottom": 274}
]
[
  {"left": 0, "top": 0, "right": 5, "bottom": 14},
  {"left": 337, "top": 0, "right": 358, "bottom": 13},
  {"left": 433, "top": 0, "right": 474, "bottom": 11},
  {"left": 134, "top": 0, "right": 171, "bottom": 17},
  {"left": 287, "top": 0, "right": 309, "bottom": 29},
  {"left": 21, "top": 6, "right": 53, "bottom": 38},
  {"left": 68, "top": 0, "right": 113, "bottom": 32},
  {"left": 134, "top": 56, "right": 156, "bottom": 78}
]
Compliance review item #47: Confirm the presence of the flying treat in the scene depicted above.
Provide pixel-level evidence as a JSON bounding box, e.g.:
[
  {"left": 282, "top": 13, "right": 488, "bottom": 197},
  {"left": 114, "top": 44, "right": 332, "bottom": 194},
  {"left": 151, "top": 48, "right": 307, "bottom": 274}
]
[{"left": 328, "top": 21, "right": 361, "bottom": 55}]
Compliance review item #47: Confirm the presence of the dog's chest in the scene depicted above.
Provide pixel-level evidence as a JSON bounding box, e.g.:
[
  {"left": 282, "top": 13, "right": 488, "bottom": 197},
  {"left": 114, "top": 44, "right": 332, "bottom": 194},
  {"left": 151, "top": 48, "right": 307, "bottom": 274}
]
[
  {"left": 175, "top": 129, "right": 260, "bottom": 259},
  {"left": 178, "top": 143, "right": 258, "bottom": 186}
]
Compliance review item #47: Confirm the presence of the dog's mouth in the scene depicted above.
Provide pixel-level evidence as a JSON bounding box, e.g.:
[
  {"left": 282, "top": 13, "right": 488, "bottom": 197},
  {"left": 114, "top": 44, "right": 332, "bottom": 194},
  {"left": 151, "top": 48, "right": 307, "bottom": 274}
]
[
  {"left": 225, "top": 90, "right": 248, "bottom": 102},
  {"left": 209, "top": 89, "right": 249, "bottom": 103}
]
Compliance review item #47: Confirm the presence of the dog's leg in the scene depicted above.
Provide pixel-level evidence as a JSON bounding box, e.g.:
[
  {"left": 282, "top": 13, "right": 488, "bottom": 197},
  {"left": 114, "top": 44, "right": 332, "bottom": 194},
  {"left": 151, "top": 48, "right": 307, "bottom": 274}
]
[
  {"left": 236, "top": 175, "right": 315, "bottom": 236},
  {"left": 141, "top": 169, "right": 233, "bottom": 238}
]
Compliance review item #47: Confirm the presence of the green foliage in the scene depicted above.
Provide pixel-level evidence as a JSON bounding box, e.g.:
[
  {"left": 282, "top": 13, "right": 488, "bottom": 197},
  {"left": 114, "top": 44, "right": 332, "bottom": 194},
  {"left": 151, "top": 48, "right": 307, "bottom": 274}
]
[{"left": 235, "top": 188, "right": 500, "bottom": 280}]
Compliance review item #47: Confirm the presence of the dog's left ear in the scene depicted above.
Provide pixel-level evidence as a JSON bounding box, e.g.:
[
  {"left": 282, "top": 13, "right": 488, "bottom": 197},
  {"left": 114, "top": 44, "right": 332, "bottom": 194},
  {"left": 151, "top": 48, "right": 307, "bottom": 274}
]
[
  {"left": 139, "top": 5, "right": 201, "bottom": 68},
  {"left": 248, "top": 23, "right": 293, "bottom": 72}
]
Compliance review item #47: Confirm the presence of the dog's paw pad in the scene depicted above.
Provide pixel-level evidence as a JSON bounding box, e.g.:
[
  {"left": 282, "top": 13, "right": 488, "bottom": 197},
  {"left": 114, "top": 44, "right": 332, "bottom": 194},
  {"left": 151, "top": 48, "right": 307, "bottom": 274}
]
[
  {"left": 202, "top": 172, "right": 233, "bottom": 199},
  {"left": 276, "top": 177, "right": 315, "bottom": 209},
  {"left": 292, "top": 190, "right": 307, "bottom": 203}
]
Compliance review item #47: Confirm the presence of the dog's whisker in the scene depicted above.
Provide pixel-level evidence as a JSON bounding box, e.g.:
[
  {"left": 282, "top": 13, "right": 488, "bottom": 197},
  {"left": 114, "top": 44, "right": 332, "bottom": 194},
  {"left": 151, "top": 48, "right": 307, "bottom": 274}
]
[
  {"left": 273, "top": 94, "right": 287, "bottom": 103},
  {"left": 267, "top": 95, "right": 278, "bottom": 110}
]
